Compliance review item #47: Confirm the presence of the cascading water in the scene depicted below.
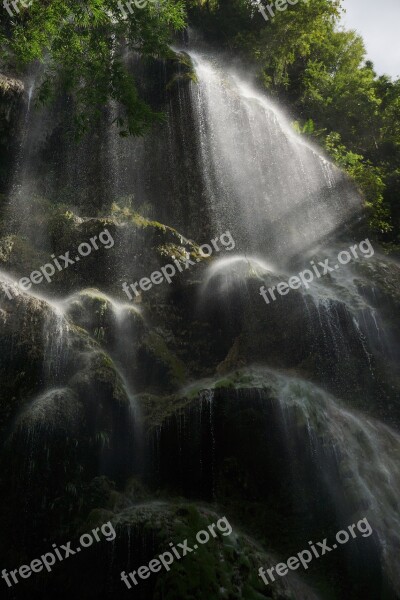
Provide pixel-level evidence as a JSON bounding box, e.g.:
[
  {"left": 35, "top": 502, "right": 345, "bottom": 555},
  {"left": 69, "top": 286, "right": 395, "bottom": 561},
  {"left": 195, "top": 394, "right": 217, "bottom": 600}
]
[
  {"left": 188, "top": 51, "right": 362, "bottom": 263},
  {"left": 150, "top": 368, "right": 400, "bottom": 593},
  {"left": 181, "top": 47, "right": 399, "bottom": 597},
  {"left": 273, "top": 372, "right": 400, "bottom": 591},
  {"left": 0, "top": 32, "right": 400, "bottom": 600},
  {"left": 189, "top": 51, "right": 399, "bottom": 415}
]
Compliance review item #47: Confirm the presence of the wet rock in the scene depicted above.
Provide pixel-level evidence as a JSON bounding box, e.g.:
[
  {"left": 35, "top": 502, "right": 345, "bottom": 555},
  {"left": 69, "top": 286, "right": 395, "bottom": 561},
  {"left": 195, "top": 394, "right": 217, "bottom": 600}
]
[{"left": 0, "top": 74, "right": 24, "bottom": 192}]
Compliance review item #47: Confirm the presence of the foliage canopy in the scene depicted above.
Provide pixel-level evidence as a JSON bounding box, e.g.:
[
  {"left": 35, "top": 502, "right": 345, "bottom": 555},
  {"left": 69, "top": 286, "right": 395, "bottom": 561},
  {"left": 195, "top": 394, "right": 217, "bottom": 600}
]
[
  {"left": 1, "top": 0, "right": 399, "bottom": 243},
  {"left": 0, "top": 0, "right": 186, "bottom": 135},
  {"left": 187, "top": 0, "right": 400, "bottom": 243}
]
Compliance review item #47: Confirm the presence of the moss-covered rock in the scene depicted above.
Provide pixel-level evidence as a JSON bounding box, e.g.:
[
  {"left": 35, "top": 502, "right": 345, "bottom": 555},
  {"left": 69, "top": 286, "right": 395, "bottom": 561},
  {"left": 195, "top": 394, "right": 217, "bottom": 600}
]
[
  {"left": 0, "top": 272, "right": 138, "bottom": 554},
  {"left": 138, "top": 370, "right": 389, "bottom": 599},
  {"left": 0, "top": 73, "right": 24, "bottom": 192},
  {"left": 165, "top": 51, "right": 198, "bottom": 90},
  {"left": 74, "top": 501, "right": 319, "bottom": 600},
  {"left": 140, "top": 330, "right": 187, "bottom": 390}
]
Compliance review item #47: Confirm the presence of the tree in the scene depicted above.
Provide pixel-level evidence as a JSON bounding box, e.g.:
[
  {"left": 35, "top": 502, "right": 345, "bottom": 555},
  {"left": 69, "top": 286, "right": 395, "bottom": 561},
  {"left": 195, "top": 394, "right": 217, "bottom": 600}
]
[
  {"left": 0, "top": 0, "right": 186, "bottom": 136},
  {"left": 186, "top": 0, "right": 399, "bottom": 242}
]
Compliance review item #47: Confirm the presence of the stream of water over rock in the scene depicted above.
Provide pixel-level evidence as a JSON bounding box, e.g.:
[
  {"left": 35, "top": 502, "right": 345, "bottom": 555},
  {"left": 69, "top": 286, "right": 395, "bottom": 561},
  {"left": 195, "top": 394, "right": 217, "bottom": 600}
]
[{"left": 0, "top": 38, "right": 399, "bottom": 600}]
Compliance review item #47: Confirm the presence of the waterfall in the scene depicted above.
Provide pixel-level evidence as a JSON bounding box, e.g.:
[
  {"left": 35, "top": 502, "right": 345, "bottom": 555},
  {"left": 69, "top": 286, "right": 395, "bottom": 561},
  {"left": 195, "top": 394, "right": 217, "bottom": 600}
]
[
  {"left": 188, "top": 50, "right": 362, "bottom": 265},
  {"left": 151, "top": 370, "right": 400, "bottom": 592},
  {"left": 1, "top": 33, "right": 400, "bottom": 600},
  {"left": 273, "top": 372, "right": 400, "bottom": 590}
]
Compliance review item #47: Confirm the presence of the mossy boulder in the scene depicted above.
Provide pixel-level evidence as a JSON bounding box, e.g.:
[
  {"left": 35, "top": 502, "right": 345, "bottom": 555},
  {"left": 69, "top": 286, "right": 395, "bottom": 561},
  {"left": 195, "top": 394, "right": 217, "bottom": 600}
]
[
  {"left": 69, "top": 501, "right": 319, "bottom": 600},
  {"left": 0, "top": 276, "right": 142, "bottom": 570},
  {"left": 64, "top": 288, "right": 144, "bottom": 346},
  {"left": 138, "top": 370, "right": 387, "bottom": 599},
  {"left": 165, "top": 51, "right": 198, "bottom": 90}
]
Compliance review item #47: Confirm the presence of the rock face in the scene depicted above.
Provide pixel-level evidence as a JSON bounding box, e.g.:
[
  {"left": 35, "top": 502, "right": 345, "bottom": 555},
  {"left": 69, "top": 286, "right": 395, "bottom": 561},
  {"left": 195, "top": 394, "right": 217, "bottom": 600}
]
[
  {"left": 0, "top": 273, "right": 138, "bottom": 566},
  {"left": 0, "top": 49, "right": 399, "bottom": 600},
  {"left": 0, "top": 74, "right": 24, "bottom": 193},
  {"left": 142, "top": 371, "right": 397, "bottom": 597}
]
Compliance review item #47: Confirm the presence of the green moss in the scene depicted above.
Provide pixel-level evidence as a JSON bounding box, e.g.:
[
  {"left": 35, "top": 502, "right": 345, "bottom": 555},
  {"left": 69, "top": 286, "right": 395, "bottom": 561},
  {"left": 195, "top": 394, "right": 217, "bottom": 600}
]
[
  {"left": 111, "top": 202, "right": 202, "bottom": 258},
  {"left": 137, "top": 503, "right": 292, "bottom": 600},
  {"left": 112, "top": 202, "right": 171, "bottom": 233},
  {"left": 165, "top": 51, "right": 198, "bottom": 90},
  {"left": 214, "top": 379, "right": 235, "bottom": 389},
  {"left": 143, "top": 331, "right": 187, "bottom": 387},
  {"left": 166, "top": 70, "right": 198, "bottom": 90},
  {"left": 69, "top": 348, "right": 129, "bottom": 407},
  {"left": 157, "top": 242, "right": 190, "bottom": 260},
  {"left": 0, "top": 233, "right": 48, "bottom": 272}
]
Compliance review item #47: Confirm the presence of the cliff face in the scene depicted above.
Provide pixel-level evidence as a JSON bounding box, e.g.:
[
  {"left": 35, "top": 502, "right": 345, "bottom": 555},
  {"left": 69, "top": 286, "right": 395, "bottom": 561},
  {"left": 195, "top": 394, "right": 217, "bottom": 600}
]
[
  {"left": 0, "top": 49, "right": 399, "bottom": 600},
  {"left": 0, "top": 73, "right": 24, "bottom": 193}
]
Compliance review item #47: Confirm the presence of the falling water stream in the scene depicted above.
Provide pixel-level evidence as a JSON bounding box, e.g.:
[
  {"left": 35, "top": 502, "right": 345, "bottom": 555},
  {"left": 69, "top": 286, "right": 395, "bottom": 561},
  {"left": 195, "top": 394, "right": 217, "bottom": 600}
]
[
  {"left": 0, "top": 37, "right": 399, "bottom": 599},
  {"left": 188, "top": 50, "right": 362, "bottom": 264}
]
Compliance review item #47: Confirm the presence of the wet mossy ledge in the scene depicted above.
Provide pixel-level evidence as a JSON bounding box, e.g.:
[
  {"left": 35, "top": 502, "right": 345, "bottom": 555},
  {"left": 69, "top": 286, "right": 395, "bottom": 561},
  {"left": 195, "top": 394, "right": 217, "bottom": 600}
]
[
  {"left": 137, "top": 371, "right": 395, "bottom": 598},
  {"left": 0, "top": 272, "right": 132, "bottom": 435},
  {"left": 139, "top": 364, "right": 369, "bottom": 431},
  {"left": 110, "top": 201, "right": 206, "bottom": 262},
  {"left": 165, "top": 51, "right": 198, "bottom": 90},
  {"left": 4, "top": 485, "right": 320, "bottom": 599},
  {"left": 60, "top": 490, "right": 319, "bottom": 600},
  {"left": 138, "top": 367, "right": 307, "bottom": 425},
  {"left": 101, "top": 502, "right": 318, "bottom": 600},
  {"left": 0, "top": 198, "right": 209, "bottom": 299}
]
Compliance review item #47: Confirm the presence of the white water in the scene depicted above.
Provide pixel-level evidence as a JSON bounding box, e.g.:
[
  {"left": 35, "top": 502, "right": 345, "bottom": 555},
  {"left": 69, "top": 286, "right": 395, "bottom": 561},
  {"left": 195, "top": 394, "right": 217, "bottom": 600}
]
[
  {"left": 178, "top": 52, "right": 400, "bottom": 589},
  {"left": 1, "top": 41, "right": 399, "bottom": 597},
  {"left": 273, "top": 372, "right": 400, "bottom": 590},
  {"left": 189, "top": 51, "right": 362, "bottom": 264}
]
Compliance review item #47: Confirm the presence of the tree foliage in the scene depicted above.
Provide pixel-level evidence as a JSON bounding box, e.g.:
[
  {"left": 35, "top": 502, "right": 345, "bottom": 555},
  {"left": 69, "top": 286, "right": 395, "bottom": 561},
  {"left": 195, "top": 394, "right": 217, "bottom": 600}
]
[
  {"left": 0, "top": 0, "right": 186, "bottom": 135},
  {"left": 186, "top": 0, "right": 400, "bottom": 244},
  {"left": 1, "top": 0, "right": 399, "bottom": 243}
]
